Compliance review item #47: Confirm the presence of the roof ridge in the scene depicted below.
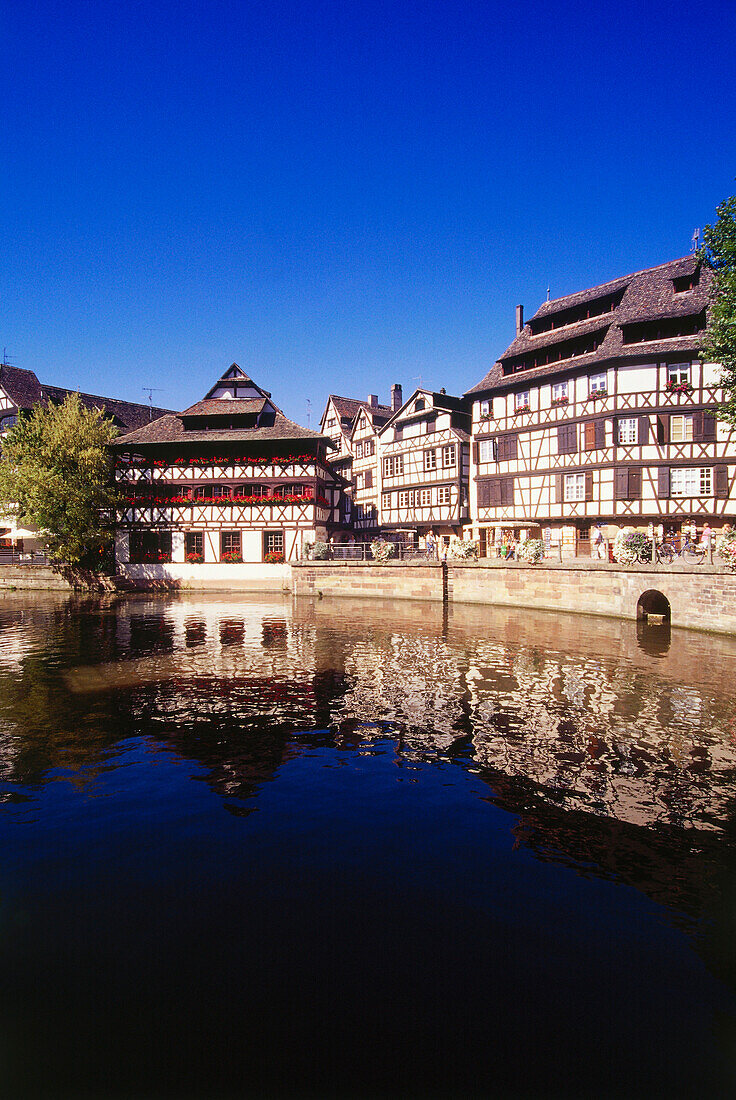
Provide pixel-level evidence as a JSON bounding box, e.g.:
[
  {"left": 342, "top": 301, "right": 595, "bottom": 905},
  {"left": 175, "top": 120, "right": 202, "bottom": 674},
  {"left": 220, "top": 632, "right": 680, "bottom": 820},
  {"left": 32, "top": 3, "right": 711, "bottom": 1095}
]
[{"left": 541, "top": 255, "right": 694, "bottom": 311}]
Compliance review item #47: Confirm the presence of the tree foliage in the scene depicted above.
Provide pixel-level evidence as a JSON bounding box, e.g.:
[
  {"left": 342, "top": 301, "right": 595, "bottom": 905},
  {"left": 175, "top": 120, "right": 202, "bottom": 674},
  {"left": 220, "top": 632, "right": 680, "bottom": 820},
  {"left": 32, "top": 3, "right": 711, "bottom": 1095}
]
[
  {"left": 0, "top": 393, "right": 120, "bottom": 564},
  {"left": 700, "top": 193, "right": 736, "bottom": 424}
]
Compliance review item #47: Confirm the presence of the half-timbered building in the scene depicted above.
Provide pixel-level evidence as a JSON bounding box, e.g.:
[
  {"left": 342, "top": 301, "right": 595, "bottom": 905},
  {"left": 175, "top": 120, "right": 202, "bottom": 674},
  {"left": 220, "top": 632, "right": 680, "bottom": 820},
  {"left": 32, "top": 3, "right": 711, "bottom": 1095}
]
[
  {"left": 378, "top": 388, "right": 471, "bottom": 545},
  {"left": 113, "top": 364, "right": 343, "bottom": 574},
  {"left": 465, "top": 257, "right": 733, "bottom": 554}
]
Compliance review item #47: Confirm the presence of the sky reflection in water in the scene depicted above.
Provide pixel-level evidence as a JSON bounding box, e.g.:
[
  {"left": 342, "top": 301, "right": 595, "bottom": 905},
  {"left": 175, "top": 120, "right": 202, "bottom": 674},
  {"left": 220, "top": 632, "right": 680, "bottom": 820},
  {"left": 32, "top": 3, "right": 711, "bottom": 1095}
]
[{"left": 0, "top": 591, "right": 735, "bottom": 1098}]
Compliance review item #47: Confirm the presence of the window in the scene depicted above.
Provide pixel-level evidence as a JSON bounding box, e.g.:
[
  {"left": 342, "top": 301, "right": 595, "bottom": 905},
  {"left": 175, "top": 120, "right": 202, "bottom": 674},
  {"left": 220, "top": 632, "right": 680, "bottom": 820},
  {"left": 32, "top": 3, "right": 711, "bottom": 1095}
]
[
  {"left": 221, "top": 531, "right": 242, "bottom": 559},
  {"left": 552, "top": 381, "right": 568, "bottom": 402},
  {"left": 617, "top": 418, "right": 638, "bottom": 444},
  {"left": 130, "top": 531, "right": 172, "bottom": 564},
  {"left": 194, "top": 485, "right": 214, "bottom": 499},
  {"left": 589, "top": 372, "right": 607, "bottom": 394},
  {"left": 0, "top": 414, "right": 17, "bottom": 432},
  {"left": 437, "top": 486, "right": 451, "bottom": 505},
  {"left": 233, "top": 484, "right": 253, "bottom": 499},
  {"left": 212, "top": 485, "right": 231, "bottom": 499},
  {"left": 557, "top": 423, "right": 577, "bottom": 454},
  {"left": 363, "top": 440, "right": 375, "bottom": 456},
  {"left": 263, "top": 530, "right": 284, "bottom": 557},
  {"left": 670, "top": 468, "right": 712, "bottom": 496},
  {"left": 515, "top": 391, "right": 530, "bottom": 410},
  {"left": 185, "top": 532, "right": 204, "bottom": 560},
  {"left": 442, "top": 445, "right": 456, "bottom": 468},
  {"left": 419, "top": 488, "right": 432, "bottom": 506},
  {"left": 670, "top": 415, "right": 694, "bottom": 443},
  {"left": 667, "top": 363, "right": 690, "bottom": 385},
  {"left": 355, "top": 473, "right": 365, "bottom": 490},
  {"left": 394, "top": 426, "right": 403, "bottom": 441},
  {"left": 383, "top": 455, "right": 404, "bottom": 477},
  {"left": 479, "top": 399, "right": 491, "bottom": 418},
  {"left": 397, "top": 490, "right": 415, "bottom": 508},
  {"left": 564, "top": 473, "right": 586, "bottom": 502},
  {"left": 415, "top": 399, "right": 426, "bottom": 411},
  {"left": 381, "top": 492, "right": 392, "bottom": 509},
  {"left": 326, "top": 417, "right": 336, "bottom": 428},
  {"left": 354, "top": 442, "right": 363, "bottom": 458},
  {"left": 424, "top": 448, "right": 437, "bottom": 471},
  {"left": 478, "top": 439, "right": 495, "bottom": 464}
]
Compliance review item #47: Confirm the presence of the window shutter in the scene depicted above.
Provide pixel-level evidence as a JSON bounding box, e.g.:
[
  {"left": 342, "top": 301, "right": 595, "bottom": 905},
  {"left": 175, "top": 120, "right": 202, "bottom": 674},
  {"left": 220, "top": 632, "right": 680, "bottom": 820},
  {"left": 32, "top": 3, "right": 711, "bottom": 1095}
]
[
  {"left": 496, "top": 436, "right": 506, "bottom": 461},
  {"left": 628, "top": 468, "right": 642, "bottom": 499},
  {"left": 557, "top": 424, "right": 571, "bottom": 454},
  {"left": 489, "top": 479, "right": 502, "bottom": 506},
  {"left": 692, "top": 411, "right": 703, "bottom": 441},
  {"left": 585, "top": 471, "right": 594, "bottom": 501},
  {"left": 657, "top": 415, "right": 669, "bottom": 444},
  {"left": 472, "top": 442, "right": 479, "bottom": 464},
  {"left": 477, "top": 481, "right": 490, "bottom": 507},
  {"left": 614, "top": 468, "right": 628, "bottom": 500},
  {"left": 638, "top": 416, "right": 650, "bottom": 444},
  {"left": 702, "top": 412, "right": 717, "bottom": 440},
  {"left": 506, "top": 433, "right": 518, "bottom": 461},
  {"left": 365, "top": 470, "right": 373, "bottom": 489},
  {"left": 715, "top": 465, "right": 729, "bottom": 498},
  {"left": 555, "top": 473, "right": 564, "bottom": 503},
  {"left": 658, "top": 466, "right": 670, "bottom": 499},
  {"left": 584, "top": 421, "right": 596, "bottom": 451},
  {"left": 501, "top": 477, "right": 515, "bottom": 506},
  {"left": 595, "top": 418, "right": 606, "bottom": 448}
]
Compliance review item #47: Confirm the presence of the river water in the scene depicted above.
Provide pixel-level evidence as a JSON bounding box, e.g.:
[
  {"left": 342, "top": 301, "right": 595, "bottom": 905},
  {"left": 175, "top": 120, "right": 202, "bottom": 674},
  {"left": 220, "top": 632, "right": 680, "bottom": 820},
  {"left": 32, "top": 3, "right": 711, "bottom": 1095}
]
[{"left": 1, "top": 591, "right": 735, "bottom": 1098}]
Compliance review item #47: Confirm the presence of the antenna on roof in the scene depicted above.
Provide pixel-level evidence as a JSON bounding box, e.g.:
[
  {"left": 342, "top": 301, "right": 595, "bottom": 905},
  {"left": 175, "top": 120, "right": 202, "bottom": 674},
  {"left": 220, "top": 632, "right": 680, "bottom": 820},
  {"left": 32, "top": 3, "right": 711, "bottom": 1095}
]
[
  {"left": 142, "top": 387, "right": 165, "bottom": 421},
  {"left": 2, "top": 347, "right": 14, "bottom": 367},
  {"left": 306, "top": 398, "right": 311, "bottom": 429},
  {"left": 546, "top": 287, "right": 550, "bottom": 301},
  {"left": 691, "top": 228, "right": 701, "bottom": 253}
]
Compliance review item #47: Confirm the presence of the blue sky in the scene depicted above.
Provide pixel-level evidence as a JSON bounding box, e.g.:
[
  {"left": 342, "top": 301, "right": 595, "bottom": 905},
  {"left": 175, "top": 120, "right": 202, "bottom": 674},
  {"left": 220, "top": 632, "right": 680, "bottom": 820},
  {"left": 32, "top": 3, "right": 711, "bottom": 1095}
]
[{"left": 3, "top": 0, "right": 735, "bottom": 424}]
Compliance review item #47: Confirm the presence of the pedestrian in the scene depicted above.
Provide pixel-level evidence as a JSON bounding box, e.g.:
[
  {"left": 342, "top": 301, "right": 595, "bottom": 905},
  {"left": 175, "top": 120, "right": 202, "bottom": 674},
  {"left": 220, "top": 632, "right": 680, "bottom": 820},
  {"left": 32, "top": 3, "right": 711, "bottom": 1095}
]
[
  {"left": 425, "top": 530, "right": 436, "bottom": 560},
  {"left": 593, "top": 523, "right": 605, "bottom": 560},
  {"left": 701, "top": 522, "right": 712, "bottom": 551}
]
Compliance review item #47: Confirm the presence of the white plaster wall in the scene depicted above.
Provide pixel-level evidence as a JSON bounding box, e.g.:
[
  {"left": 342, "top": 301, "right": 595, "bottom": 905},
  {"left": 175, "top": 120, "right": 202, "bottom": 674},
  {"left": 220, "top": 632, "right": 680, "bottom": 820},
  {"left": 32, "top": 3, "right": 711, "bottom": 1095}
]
[
  {"left": 119, "top": 562, "right": 291, "bottom": 590},
  {"left": 617, "top": 365, "right": 656, "bottom": 393}
]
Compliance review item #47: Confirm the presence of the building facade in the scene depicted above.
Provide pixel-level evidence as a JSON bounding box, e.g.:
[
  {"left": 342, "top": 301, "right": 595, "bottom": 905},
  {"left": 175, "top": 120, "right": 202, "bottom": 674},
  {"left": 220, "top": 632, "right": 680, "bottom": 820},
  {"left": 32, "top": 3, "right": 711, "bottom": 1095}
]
[
  {"left": 464, "top": 257, "right": 732, "bottom": 554},
  {"left": 113, "top": 364, "right": 343, "bottom": 572},
  {"left": 377, "top": 388, "right": 471, "bottom": 545}
]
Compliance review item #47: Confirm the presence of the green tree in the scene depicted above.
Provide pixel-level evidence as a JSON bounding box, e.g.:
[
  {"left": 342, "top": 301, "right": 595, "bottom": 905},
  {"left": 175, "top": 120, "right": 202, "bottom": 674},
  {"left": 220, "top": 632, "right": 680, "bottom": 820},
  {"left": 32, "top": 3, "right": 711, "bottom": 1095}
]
[
  {"left": 0, "top": 393, "right": 120, "bottom": 565},
  {"left": 700, "top": 193, "right": 736, "bottom": 424}
]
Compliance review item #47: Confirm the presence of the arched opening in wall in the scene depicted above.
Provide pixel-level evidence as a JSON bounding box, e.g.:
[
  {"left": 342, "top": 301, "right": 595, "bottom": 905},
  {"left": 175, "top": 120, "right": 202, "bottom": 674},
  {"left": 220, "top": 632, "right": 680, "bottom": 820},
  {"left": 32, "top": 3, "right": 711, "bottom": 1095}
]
[{"left": 637, "top": 589, "right": 671, "bottom": 623}]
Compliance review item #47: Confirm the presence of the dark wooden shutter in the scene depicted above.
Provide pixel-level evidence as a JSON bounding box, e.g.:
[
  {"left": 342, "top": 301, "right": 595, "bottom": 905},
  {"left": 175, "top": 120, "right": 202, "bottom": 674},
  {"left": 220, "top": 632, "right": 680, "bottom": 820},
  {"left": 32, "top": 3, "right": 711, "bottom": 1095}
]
[
  {"left": 595, "top": 418, "right": 606, "bottom": 448},
  {"left": 496, "top": 436, "right": 507, "bottom": 461},
  {"left": 472, "top": 442, "right": 479, "bottom": 464},
  {"left": 555, "top": 473, "right": 564, "bottom": 503},
  {"left": 489, "top": 479, "right": 502, "bottom": 506},
  {"left": 638, "top": 416, "right": 650, "bottom": 444},
  {"left": 501, "top": 477, "right": 515, "bottom": 506},
  {"left": 628, "top": 468, "right": 642, "bottom": 499},
  {"left": 477, "top": 481, "right": 490, "bottom": 507},
  {"left": 557, "top": 423, "right": 576, "bottom": 455},
  {"left": 701, "top": 411, "right": 717, "bottom": 440},
  {"left": 658, "top": 466, "right": 670, "bottom": 499},
  {"left": 614, "top": 468, "right": 628, "bottom": 500},
  {"left": 584, "top": 471, "right": 594, "bottom": 501},
  {"left": 584, "top": 421, "right": 596, "bottom": 451},
  {"left": 715, "top": 465, "right": 729, "bottom": 498},
  {"left": 506, "top": 433, "right": 518, "bottom": 460},
  {"left": 657, "top": 415, "right": 669, "bottom": 444},
  {"left": 692, "top": 411, "right": 703, "bottom": 441},
  {"left": 365, "top": 470, "right": 373, "bottom": 489}
]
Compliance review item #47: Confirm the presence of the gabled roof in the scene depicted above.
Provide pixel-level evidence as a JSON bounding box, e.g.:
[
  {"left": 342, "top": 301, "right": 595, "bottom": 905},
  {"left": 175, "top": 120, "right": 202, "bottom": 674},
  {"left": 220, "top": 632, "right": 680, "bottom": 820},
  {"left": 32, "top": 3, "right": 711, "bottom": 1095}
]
[
  {"left": 323, "top": 394, "right": 393, "bottom": 428},
  {"left": 204, "top": 363, "right": 272, "bottom": 400},
  {"left": 378, "top": 388, "right": 470, "bottom": 433},
  {"left": 0, "top": 365, "right": 172, "bottom": 430},
  {"left": 466, "top": 256, "right": 712, "bottom": 396},
  {"left": 113, "top": 364, "right": 330, "bottom": 449}
]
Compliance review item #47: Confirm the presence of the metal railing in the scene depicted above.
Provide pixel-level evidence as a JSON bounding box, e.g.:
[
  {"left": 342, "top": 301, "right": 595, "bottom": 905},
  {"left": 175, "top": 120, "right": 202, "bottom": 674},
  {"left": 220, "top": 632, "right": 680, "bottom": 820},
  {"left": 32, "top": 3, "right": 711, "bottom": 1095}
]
[
  {"left": 310, "top": 542, "right": 433, "bottom": 562},
  {"left": 0, "top": 548, "right": 51, "bottom": 566}
]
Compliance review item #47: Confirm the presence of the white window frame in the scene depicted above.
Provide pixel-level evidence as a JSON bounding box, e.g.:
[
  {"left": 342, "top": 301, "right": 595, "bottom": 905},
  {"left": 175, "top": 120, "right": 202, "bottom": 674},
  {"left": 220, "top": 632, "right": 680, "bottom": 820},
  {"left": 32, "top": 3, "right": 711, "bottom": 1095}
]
[
  {"left": 437, "top": 485, "right": 451, "bottom": 506},
  {"left": 442, "top": 444, "right": 456, "bottom": 468},
  {"left": 479, "top": 399, "right": 491, "bottom": 418},
  {"left": 552, "top": 381, "right": 568, "bottom": 402},
  {"left": 419, "top": 487, "right": 432, "bottom": 506},
  {"left": 667, "top": 363, "right": 691, "bottom": 385},
  {"left": 355, "top": 473, "right": 365, "bottom": 490},
  {"left": 424, "top": 448, "right": 437, "bottom": 471},
  {"left": 670, "top": 415, "right": 693, "bottom": 443},
  {"left": 618, "top": 418, "right": 638, "bottom": 444},
  {"left": 397, "top": 490, "right": 415, "bottom": 508},
  {"left": 515, "top": 390, "right": 530, "bottom": 410},
  {"left": 670, "top": 467, "right": 712, "bottom": 497},
  {"left": 589, "top": 372, "right": 607, "bottom": 394},
  {"left": 478, "top": 439, "right": 495, "bottom": 464},
  {"left": 381, "top": 492, "right": 392, "bottom": 509},
  {"left": 382, "top": 455, "right": 404, "bottom": 478},
  {"left": 354, "top": 442, "right": 363, "bottom": 458},
  {"left": 564, "top": 473, "right": 586, "bottom": 502}
]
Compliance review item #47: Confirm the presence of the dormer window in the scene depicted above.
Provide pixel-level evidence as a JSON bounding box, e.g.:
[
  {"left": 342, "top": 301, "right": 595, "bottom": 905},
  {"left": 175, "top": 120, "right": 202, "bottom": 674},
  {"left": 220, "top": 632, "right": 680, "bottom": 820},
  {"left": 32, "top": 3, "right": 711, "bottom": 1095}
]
[
  {"left": 673, "top": 268, "right": 699, "bottom": 293},
  {"left": 415, "top": 398, "right": 426, "bottom": 411}
]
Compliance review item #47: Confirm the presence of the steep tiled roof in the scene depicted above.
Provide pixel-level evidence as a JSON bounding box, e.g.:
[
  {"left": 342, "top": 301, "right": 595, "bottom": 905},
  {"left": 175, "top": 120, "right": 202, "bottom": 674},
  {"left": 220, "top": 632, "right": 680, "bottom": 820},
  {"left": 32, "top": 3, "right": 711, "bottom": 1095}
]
[
  {"left": 0, "top": 365, "right": 171, "bottom": 430},
  {"left": 326, "top": 395, "right": 393, "bottom": 423},
  {"left": 112, "top": 408, "right": 327, "bottom": 448},
  {"left": 180, "top": 398, "right": 267, "bottom": 417},
  {"left": 466, "top": 256, "right": 711, "bottom": 396}
]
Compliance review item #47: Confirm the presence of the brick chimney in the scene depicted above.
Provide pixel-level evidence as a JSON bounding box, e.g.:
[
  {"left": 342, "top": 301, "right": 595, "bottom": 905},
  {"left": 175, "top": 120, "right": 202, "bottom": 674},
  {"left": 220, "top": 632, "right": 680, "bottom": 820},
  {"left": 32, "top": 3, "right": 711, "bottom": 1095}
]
[
  {"left": 368, "top": 394, "right": 378, "bottom": 407},
  {"left": 391, "top": 383, "right": 402, "bottom": 412},
  {"left": 515, "top": 304, "right": 524, "bottom": 335}
]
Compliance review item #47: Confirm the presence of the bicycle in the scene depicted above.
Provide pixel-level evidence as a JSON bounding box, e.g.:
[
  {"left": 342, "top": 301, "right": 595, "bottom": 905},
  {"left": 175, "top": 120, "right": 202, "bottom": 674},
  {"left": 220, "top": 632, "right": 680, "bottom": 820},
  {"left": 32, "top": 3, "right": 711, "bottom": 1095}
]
[
  {"left": 632, "top": 539, "right": 676, "bottom": 565},
  {"left": 679, "top": 538, "right": 707, "bottom": 565}
]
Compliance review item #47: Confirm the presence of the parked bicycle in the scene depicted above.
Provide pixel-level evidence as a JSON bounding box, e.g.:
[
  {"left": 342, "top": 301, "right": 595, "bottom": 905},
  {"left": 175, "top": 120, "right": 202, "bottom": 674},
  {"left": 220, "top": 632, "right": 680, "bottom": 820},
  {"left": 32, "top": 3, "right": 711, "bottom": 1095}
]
[
  {"left": 631, "top": 539, "right": 676, "bottom": 565},
  {"left": 679, "top": 537, "right": 707, "bottom": 565}
]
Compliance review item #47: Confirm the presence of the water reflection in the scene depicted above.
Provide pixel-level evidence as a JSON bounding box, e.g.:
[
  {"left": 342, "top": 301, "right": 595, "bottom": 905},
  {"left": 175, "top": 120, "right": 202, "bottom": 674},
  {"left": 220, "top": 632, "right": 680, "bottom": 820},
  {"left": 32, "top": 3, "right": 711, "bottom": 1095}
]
[{"left": 1, "top": 591, "right": 736, "bottom": 1095}]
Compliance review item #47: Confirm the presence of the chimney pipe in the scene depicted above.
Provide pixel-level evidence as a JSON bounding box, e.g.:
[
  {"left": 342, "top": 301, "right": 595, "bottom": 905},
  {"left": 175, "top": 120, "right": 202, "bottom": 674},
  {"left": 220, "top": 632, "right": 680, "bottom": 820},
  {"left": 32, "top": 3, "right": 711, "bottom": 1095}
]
[
  {"left": 515, "top": 304, "right": 524, "bottom": 336},
  {"left": 368, "top": 394, "right": 378, "bottom": 408},
  {"left": 391, "top": 383, "right": 402, "bottom": 412}
]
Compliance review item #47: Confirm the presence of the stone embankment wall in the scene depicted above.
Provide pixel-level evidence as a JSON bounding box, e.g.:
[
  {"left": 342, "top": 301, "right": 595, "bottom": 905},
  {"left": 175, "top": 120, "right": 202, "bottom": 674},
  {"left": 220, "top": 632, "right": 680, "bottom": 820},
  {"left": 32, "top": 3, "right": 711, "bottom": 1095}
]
[
  {"left": 0, "top": 565, "right": 77, "bottom": 591},
  {"left": 291, "top": 560, "right": 736, "bottom": 635}
]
